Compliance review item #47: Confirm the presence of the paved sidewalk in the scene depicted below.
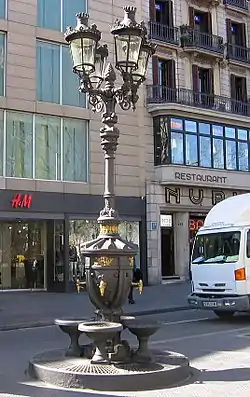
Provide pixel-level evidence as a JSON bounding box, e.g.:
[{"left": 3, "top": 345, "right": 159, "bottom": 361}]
[{"left": 0, "top": 281, "right": 191, "bottom": 331}]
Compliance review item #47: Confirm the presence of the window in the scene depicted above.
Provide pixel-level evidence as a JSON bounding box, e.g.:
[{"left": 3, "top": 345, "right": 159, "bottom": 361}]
[
  {"left": 192, "top": 231, "right": 241, "bottom": 264},
  {"left": 154, "top": 116, "right": 250, "bottom": 172},
  {"left": 37, "top": 0, "right": 61, "bottom": 31},
  {"left": 0, "top": 110, "right": 3, "bottom": 175},
  {"left": 200, "top": 136, "right": 211, "bottom": 167},
  {"left": 0, "top": 112, "right": 89, "bottom": 181},
  {"left": 171, "top": 132, "right": 183, "bottom": 164},
  {"left": 37, "top": 41, "right": 60, "bottom": 104},
  {"left": 36, "top": 41, "right": 86, "bottom": 107},
  {"left": 35, "top": 115, "right": 61, "bottom": 180},
  {"left": 0, "top": 0, "right": 5, "bottom": 19},
  {"left": 63, "top": 119, "right": 88, "bottom": 182},
  {"left": 62, "top": 46, "right": 86, "bottom": 108},
  {"left": 186, "top": 134, "right": 198, "bottom": 166},
  {"left": 246, "top": 230, "right": 250, "bottom": 258},
  {"left": 6, "top": 112, "right": 33, "bottom": 178},
  {"left": 0, "top": 33, "right": 5, "bottom": 97},
  {"left": 38, "top": 0, "right": 87, "bottom": 32}
]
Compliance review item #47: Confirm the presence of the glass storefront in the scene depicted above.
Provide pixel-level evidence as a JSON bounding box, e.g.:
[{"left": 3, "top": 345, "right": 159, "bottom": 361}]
[
  {"left": 0, "top": 220, "right": 46, "bottom": 290},
  {"left": 68, "top": 220, "right": 141, "bottom": 282}
]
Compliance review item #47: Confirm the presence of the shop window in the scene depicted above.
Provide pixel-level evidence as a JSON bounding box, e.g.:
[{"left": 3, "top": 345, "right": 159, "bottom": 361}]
[
  {"left": 6, "top": 112, "right": 33, "bottom": 178},
  {"left": 225, "top": 127, "right": 235, "bottom": 139},
  {"left": 63, "top": 118, "right": 88, "bottom": 182},
  {"left": 185, "top": 120, "right": 197, "bottom": 133},
  {"left": 37, "top": 0, "right": 87, "bottom": 32},
  {"left": 212, "top": 125, "right": 223, "bottom": 137},
  {"left": 35, "top": 115, "right": 61, "bottom": 180},
  {"left": 238, "top": 129, "right": 248, "bottom": 140}
]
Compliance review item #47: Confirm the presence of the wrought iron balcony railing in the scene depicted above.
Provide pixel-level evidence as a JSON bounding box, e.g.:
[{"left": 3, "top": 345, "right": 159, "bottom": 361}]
[
  {"left": 180, "top": 27, "right": 224, "bottom": 55},
  {"left": 223, "top": 0, "right": 248, "bottom": 10},
  {"left": 146, "top": 85, "right": 250, "bottom": 117},
  {"left": 227, "top": 43, "right": 250, "bottom": 64},
  {"left": 149, "top": 21, "right": 179, "bottom": 45}
]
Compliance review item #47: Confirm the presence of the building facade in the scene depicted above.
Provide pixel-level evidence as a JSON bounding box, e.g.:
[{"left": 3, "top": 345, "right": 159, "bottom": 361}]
[
  {"left": 0, "top": 0, "right": 149, "bottom": 291},
  {"left": 145, "top": 0, "right": 250, "bottom": 284}
]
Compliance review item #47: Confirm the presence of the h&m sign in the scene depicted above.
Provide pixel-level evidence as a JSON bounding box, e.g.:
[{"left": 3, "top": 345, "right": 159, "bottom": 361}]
[{"left": 165, "top": 187, "right": 238, "bottom": 206}]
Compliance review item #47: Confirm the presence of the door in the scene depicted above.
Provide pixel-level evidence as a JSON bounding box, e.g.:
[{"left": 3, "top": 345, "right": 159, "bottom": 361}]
[{"left": 161, "top": 228, "right": 175, "bottom": 277}]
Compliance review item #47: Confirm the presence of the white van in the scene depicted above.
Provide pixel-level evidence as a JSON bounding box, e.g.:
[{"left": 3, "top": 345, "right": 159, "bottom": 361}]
[{"left": 187, "top": 193, "right": 250, "bottom": 319}]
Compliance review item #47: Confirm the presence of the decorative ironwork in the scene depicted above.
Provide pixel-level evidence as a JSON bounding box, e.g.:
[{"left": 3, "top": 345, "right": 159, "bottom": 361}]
[
  {"left": 227, "top": 43, "right": 250, "bottom": 64},
  {"left": 147, "top": 85, "right": 250, "bottom": 117},
  {"left": 149, "top": 22, "right": 179, "bottom": 46},
  {"left": 100, "top": 224, "right": 119, "bottom": 235},
  {"left": 223, "top": 0, "right": 248, "bottom": 11},
  {"left": 96, "top": 257, "right": 114, "bottom": 267},
  {"left": 180, "top": 26, "right": 224, "bottom": 55}
]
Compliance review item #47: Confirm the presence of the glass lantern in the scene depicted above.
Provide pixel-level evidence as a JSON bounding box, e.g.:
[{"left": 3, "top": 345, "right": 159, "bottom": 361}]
[{"left": 65, "top": 13, "right": 101, "bottom": 77}]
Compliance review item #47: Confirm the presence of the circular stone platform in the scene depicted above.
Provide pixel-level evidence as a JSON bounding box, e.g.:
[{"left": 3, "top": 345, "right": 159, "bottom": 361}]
[{"left": 28, "top": 348, "right": 191, "bottom": 391}]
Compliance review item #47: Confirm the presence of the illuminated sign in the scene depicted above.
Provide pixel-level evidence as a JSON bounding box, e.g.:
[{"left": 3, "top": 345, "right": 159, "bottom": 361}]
[
  {"left": 11, "top": 194, "right": 33, "bottom": 209},
  {"left": 189, "top": 219, "right": 204, "bottom": 232}
]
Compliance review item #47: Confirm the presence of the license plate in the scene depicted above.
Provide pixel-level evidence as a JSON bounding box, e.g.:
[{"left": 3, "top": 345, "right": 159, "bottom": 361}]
[{"left": 203, "top": 301, "right": 218, "bottom": 307}]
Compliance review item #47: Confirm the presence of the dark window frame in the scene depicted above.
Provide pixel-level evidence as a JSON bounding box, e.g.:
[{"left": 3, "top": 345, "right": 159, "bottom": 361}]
[{"left": 154, "top": 115, "right": 250, "bottom": 172}]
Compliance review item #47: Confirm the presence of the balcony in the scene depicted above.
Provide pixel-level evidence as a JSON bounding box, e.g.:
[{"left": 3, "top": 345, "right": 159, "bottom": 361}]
[
  {"left": 149, "top": 22, "right": 179, "bottom": 46},
  {"left": 146, "top": 85, "right": 250, "bottom": 117},
  {"left": 180, "top": 27, "right": 224, "bottom": 57},
  {"left": 223, "top": 0, "right": 248, "bottom": 12},
  {"left": 227, "top": 43, "right": 250, "bottom": 65}
]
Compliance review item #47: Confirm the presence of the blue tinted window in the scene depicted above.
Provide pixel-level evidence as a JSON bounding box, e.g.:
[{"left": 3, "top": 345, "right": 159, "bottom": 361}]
[
  {"left": 225, "top": 127, "right": 235, "bottom": 139},
  {"left": 37, "top": 41, "right": 60, "bottom": 104},
  {"left": 171, "top": 132, "right": 183, "bottom": 164},
  {"left": 185, "top": 120, "right": 197, "bottom": 133},
  {"left": 212, "top": 125, "right": 223, "bottom": 137},
  {"left": 170, "top": 118, "right": 183, "bottom": 130},
  {"left": 186, "top": 134, "right": 198, "bottom": 166},
  {"left": 0, "top": 34, "right": 5, "bottom": 97},
  {"left": 238, "top": 142, "right": 248, "bottom": 171},
  {"left": 63, "top": 0, "right": 87, "bottom": 31},
  {"left": 238, "top": 129, "right": 248, "bottom": 140},
  {"left": 199, "top": 123, "right": 210, "bottom": 135},
  {"left": 63, "top": 118, "right": 88, "bottom": 181},
  {"left": 62, "top": 46, "right": 86, "bottom": 107},
  {"left": 225, "top": 140, "right": 236, "bottom": 170},
  {"left": 0, "top": 0, "right": 5, "bottom": 19},
  {"left": 200, "top": 136, "right": 211, "bottom": 167},
  {"left": 37, "top": 0, "right": 61, "bottom": 31},
  {"left": 213, "top": 139, "right": 224, "bottom": 168}
]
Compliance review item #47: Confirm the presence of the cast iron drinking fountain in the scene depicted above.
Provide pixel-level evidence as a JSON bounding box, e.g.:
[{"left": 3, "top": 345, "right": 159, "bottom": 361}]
[{"left": 28, "top": 7, "right": 190, "bottom": 392}]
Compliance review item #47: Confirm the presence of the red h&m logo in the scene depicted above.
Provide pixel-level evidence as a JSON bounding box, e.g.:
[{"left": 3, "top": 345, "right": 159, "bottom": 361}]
[{"left": 11, "top": 194, "right": 33, "bottom": 209}]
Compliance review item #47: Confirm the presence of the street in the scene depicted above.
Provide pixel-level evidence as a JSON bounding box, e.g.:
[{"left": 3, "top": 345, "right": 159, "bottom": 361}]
[{"left": 1, "top": 309, "right": 250, "bottom": 396}]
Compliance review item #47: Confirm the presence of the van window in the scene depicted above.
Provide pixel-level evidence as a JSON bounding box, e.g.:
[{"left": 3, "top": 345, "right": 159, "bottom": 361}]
[
  {"left": 192, "top": 231, "right": 241, "bottom": 264},
  {"left": 246, "top": 231, "right": 250, "bottom": 258}
]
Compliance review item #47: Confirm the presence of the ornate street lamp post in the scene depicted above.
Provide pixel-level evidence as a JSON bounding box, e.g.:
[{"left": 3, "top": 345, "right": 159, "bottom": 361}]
[{"left": 65, "top": 7, "right": 155, "bottom": 322}]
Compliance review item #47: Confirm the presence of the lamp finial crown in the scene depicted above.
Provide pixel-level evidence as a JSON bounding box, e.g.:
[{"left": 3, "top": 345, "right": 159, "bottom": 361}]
[{"left": 76, "top": 12, "right": 89, "bottom": 27}]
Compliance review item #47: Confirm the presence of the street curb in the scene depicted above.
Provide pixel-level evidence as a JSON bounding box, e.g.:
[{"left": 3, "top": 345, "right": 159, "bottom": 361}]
[{"left": 0, "top": 305, "right": 190, "bottom": 332}]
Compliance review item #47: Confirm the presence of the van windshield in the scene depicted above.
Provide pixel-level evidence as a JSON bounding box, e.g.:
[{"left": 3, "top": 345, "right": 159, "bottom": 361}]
[{"left": 192, "top": 231, "right": 241, "bottom": 264}]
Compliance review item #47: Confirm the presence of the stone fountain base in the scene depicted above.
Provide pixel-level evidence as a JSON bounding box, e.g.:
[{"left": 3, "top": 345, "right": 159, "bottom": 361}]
[{"left": 28, "top": 348, "right": 190, "bottom": 391}]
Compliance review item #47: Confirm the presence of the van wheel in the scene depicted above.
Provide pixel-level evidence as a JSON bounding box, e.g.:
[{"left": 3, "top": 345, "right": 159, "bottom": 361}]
[{"left": 214, "top": 310, "right": 235, "bottom": 320}]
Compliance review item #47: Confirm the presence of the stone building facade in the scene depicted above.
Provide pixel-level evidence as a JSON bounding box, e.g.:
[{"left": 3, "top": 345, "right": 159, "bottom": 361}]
[{"left": 145, "top": 0, "right": 250, "bottom": 284}]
